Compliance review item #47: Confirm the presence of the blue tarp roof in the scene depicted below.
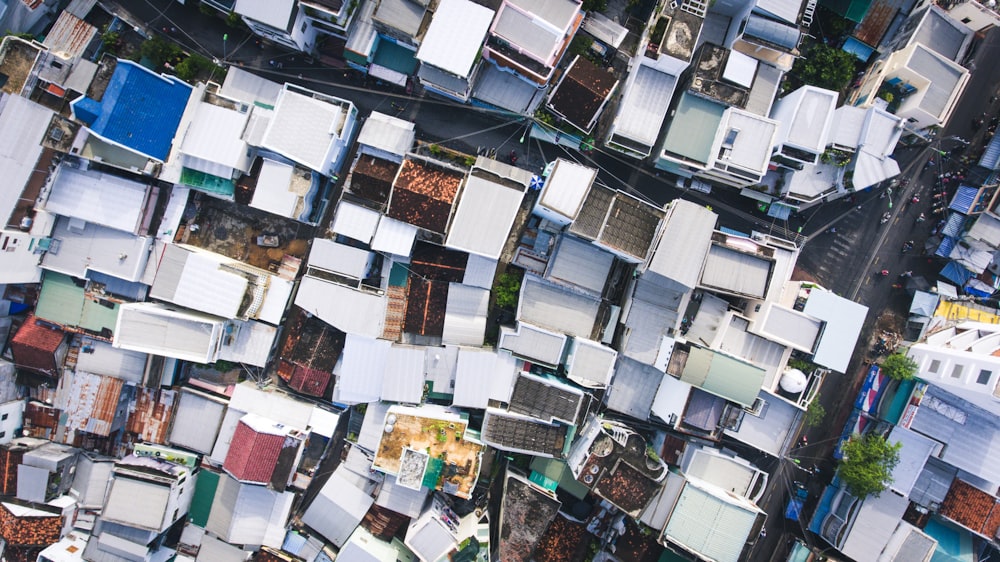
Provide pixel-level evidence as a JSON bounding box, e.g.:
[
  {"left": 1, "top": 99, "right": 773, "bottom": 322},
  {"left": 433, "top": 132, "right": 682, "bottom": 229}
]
[
  {"left": 950, "top": 185, "right": 978, "bottom": 214},
  {"left": 720, "top": 226, "right": 751, "bottom": 237},
  {"left": 941, "top": 213, "right": 966, "bottom": 238},
  {"left": 843, "top": 36, "right": 875, "bottom": 61},
  {"left": 936, "top": 235, "right": 957, "bottom": 258},
  {"left": 940, "top": 261, "right": 974, "bottom": 285},
  {"left": 70, "top": 60, "right": 192, "bottom": 161},
  {"left": 767, "top": 202, "right": 794, "bottom": 220}
]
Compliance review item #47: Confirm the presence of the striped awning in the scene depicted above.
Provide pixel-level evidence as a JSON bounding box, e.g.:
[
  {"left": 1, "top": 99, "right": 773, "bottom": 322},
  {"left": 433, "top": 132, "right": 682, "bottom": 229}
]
[
  {"left": 980, "top": 133, "right": 1000, "bottom": 170},
  {"left": 935, "top": 235, "right": 957, "bottom": 258},
  {"left": 941, "top": 213, "right": 966, "bottom": 238},
  {"left": 949, "top": 185, "right": 979, "bottom": 214},
  {"left": 767, "top": 202, "right": 794, "bottom": 220},
  {"left": 940, "top": 261, "right": 974, "bottom": 285}
]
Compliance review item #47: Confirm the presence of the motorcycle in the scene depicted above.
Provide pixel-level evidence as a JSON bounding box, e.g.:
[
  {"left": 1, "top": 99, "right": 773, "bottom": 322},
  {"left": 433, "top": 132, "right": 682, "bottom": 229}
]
[{"left": 880, "top": 212, "right": 891, "bottom": 225}]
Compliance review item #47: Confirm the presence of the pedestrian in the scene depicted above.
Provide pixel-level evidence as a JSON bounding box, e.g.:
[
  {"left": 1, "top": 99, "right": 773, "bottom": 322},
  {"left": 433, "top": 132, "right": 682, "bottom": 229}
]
[{"left": 759, "top": 529, "right": 767, "bottom": 539}]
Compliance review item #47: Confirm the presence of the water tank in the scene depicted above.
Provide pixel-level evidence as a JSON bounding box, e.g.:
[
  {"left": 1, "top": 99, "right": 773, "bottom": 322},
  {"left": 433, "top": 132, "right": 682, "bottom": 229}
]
[{"left": 780, "top": 368, "right": 808, "bottom": 393}]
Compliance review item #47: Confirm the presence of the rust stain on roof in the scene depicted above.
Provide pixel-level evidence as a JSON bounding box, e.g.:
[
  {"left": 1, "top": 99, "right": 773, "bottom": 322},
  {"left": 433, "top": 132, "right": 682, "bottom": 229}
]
[
  {"left": 126, "top": 388, "right": 175, "bottom": 445},
  {"left": 394, "top": 158, "right": 463, "bottom": 203},
  {"left": 351, "top": 155, "right": 399, "bottom": 205},
  {"left": 43, "top": 11, "right": 98, "bottom": 58},
  {"left": 548, "top": 56, "right": 618, "bottom": 132},
  {"left": 852, "top": 0, "right": 902, "bottom": 49}
]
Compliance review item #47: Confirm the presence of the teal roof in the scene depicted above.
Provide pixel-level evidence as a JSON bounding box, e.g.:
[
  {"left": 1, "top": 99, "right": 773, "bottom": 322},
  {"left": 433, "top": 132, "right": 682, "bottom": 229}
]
[
  {"left": 529, "top": 457, "right": 590, "bottom": 499},
  {"left": 374, "top": 38, "right": 418, "bottom": 75},
  {"left": 661, "top": 92, "right": 726, "bottom": 165},
  {"left": 820, "top": 0, "right": 872, "bottom": 22},
  {"left": 189, "top": 469, "right": 220, "bottom": 527},
  {"left": 180, "top": 167, "right": 236, "bottom": 197},
  {"left": 679, "top": 346, "right": 766, "bottom": 407},
  {"left": 35, "top": 272, "right": 120, "bottom": 335}
]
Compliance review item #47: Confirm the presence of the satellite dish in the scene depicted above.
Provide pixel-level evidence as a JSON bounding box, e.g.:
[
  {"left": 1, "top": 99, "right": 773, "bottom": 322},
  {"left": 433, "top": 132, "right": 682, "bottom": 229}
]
[{"left": 780, "top": 368, "right": 808, "bottom": 394}]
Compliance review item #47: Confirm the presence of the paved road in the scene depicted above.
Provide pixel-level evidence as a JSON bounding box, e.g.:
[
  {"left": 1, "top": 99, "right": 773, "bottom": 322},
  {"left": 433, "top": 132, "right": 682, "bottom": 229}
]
[{"left": 99, "top": 2, "right": 1000, "bottom": 559}]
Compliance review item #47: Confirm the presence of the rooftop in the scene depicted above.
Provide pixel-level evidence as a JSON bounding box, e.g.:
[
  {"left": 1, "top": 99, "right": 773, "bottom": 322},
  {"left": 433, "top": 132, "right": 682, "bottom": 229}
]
[
  {"left": 661, "top": 92, "right": 727, "bottom": 165},
  {"left": 388, "top": 156, "right": 464, "bottom": 233},
  {"left": 508, "top": 373, "right": 585, "bottom": 425},
  {"left": 261, "top": 84, "right": 354, "bottom": 174},
  {"left": 609, "top": 62, "right": 678, "bottom": 154},
  {"left": 940, "top": 479, "right": 1000, "bottom": 538},
  {"left": 350, "top": 154, "right": 399, "bottom": 207},
  {"left": 498, "top": 471, "right": 561, "bottom": 562},
  {"left": 546, "top": 56, "right": 618, "bottom": 133},
  {"left": 660, "top": 10, "right": 704, "bottom": 62},
  {"left": 416, "top": 0, "right": 494, "bottom": 78},
  {"left": 569, "top": 186, "right": 665, "bottom": 261},
  {"left": 372, "top": 407, "right": 484, "bottom": 499},
  {"left": 445, "top": 166, "right": 527, "bottom": 259},
  {"left": 690, "top": 44, "right": 753, "bottom": 109},
  {"left": 482, "top": 409, "right": 569, "bottom": 457},
  {"left": 277, "top": 307, "right": 345, "bottom": 398},
  {"left": 70, "top": 60, "right": 192, "bottom": 161}
]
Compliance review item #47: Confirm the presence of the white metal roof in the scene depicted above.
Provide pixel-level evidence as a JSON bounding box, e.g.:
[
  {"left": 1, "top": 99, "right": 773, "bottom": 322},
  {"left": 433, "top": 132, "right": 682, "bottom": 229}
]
[
  {"left": 546, "top": 235, "right": 614, "bottom": 294},
  {"left": 336, "top": 334, "right": 391, "bottom": 404},
  {"left": 442, "top": 283, "right": 489, "bottom": 346},
  {"left": 44, "top": 164, "right": 149, "bottom": 233},
  {"left": 611, "top": 63, "right": 677, "bottom": 151},
  {"left": 103, "top": 475, "right": 171, "bottom": 532},
  {"left": 357, "top": 401, "right": 393, "bottom": 452},
  {"left": 700, "top": 244, "right": 772, "bottom": 298},
  {"left": 777, "top": 86, "right": 837, "bottom": 155},
  {"left": 463, "top": 253, "right": 498, "bottom": 289},
  {"left": 803, "top": 289, "right": 868, "bottom": 372},
  {"left": 302, "top": 468, "right": 374, "bottom": 547},
  {"left": 492, "top": 2, "right": 562, "bottom": 63},
  {"left": 538, "top": 159, "right": 596, "bottom": 220},
  {"left": 218, "top": 318, "right": 279, "bottom": 366},
  {"left": 234, "top": 0, "right": 295, "bottom": 30},
  {"left": 295, "top": 276, "right": 386, "bottom": 338},
  {"left": 887, "top": 425, "right": 936, "bottom": 497},
  {"left": 755, "top": 0, "right": 803, "bottom": 24},
  {"left": 262, "top": 86, "right": 349, "bottom": 173},
  {"left": 169, "top": 388, "right": 227, "bottom": 454},
  {"left": 114, "top": 302, "right": 223, "bottom": 363},
  {"left": 606, "top": 356, "right": 663, "bottom": 420},
  {"left": 220, "top": 67, "right": 282, "bottom": 107},
  {"left": 34, "top": 217, "right": 151, "bottom": 283},
  {"left": 499, "top": 322, "right": 566, "bottom": 366},
  {"left": 416, "top": 0, "right": 495, "bottom": 78},
  {"left": 332, "top": 199, "right": 381, "bottom": 244},
  {"left": 581, "top": 11, "right": 628, "bottom": 48},
  {"left": 713, "top": 109, "right": 778, "bottom": 174},
  {"left": 180, "top": 101, "right": 249, "bottom": 177},
  {"left": 150, "top": 244, "right": 247, "bottom": 319},
  {"left": 308, "top": 238, "right": 371, "bottom": 279},
  {"left": 840, "top": 491, "right": 909, "bottom": 561},
  {"left": 75, "top": 339, "right": 147, "bottom": 383},
  {"left": 250, "top": 158, "right": 298, "bottom": 218},
  {"left": 452, "top": 347, "right": 517, "bottom": 409},
  {"left": 228, "top": 381, "right": 313, "bottom": 430},
  {"left": 722, "top": 50, "right": 758, "bottom": 88},
  {"left": 759, "top": 304, "right": 822, "bottom": 351},
  {"left": 518, "top": 274, "right": 600, "bottom": 338},
  {"left": 372, "top": 216, "right": 418, "bottom": 256},
  {"left": 565, "top": 337, "right": 617, "bottom": 388},
  {"left": 446, "top": 173, "right": 525, "bottom": 259},
  {"left": 358, "top": 111, "right": 416, "bottom": 157},
  {"left": 662, "top": 480, "right": 761, "bottom": 562},
  {"left": 0, "top": 95, "right": 53, "bottom": 226},
  {"left": 382, "top": 345, "right": 425, "bottom": 403},
  {"left": 645, "top": 199, "right": 717, "bottom": 289}
]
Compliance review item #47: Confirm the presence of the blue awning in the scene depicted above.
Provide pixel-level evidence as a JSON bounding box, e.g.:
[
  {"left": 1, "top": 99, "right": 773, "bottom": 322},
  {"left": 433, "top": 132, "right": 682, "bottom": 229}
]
[
  {"left": 950, "top": 185, "right": 979, "bottom": 214},
  {"left": 720, "top": 226, "right": 751, "bottom": 238},
  {"left": 935, "top": 236, "right": 957, "bottom": 258},
  {"left": 843, "top": 36, "right": 874, "bottom": 61},
  {"left": 941, "top": 213, "right": 967, "bottom": 238},
  {"left": 940, "top": 261, "right": 974, "bottom": 285},
  {"left": 767, "top": 202, "right": 794, "bottom": 220}
]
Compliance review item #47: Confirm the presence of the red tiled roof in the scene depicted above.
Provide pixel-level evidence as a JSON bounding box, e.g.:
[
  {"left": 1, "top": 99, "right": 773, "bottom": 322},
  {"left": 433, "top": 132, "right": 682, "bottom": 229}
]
[
  {"left": 547, "top": 56, "right": 618, "bottom": 133},
  {"left": 404, "top": 278, "right": 448, "bottom": 337},
  {"left": 10, "top": 315, "right": 64, "bottom": 375},
  {"left": 351, "top": 155, "right": 399, "bottom": 205},
  {"left": 0, "top": 502, "right": 61, "bottom": 547},
  {"left": 940, "top": 479, "right": 1000, "bottom": 538},
  {"left": 387, "top": 188, "right": 453, "bottom": 233},
  {"left": 284, "top": 363, "right": 332, "bottom": 397},
  {"left": 223, "top": 419, "right": 285, "bottom": 484},
  {"left": 394, "top": 158, "right": 463, "bottom": 202}
]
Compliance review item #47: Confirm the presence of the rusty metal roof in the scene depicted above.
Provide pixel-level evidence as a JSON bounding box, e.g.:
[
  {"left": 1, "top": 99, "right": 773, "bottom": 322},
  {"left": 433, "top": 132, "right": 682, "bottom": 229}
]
[{"left": 42, "top": 11, "right": 98, "bottom": 59}]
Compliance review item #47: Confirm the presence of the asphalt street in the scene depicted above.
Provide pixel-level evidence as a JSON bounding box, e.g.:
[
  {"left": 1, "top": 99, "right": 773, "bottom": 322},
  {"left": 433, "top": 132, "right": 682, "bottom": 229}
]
[{"left": 100, "top": 2, "right": 1000, "bottom": 560}]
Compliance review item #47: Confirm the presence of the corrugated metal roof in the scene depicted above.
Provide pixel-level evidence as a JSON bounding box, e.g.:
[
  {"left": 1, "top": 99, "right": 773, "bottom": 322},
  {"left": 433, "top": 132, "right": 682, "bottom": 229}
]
[
  {"left": 60, "top": 371, "right": 125, "bottom": 437},
  {"left": 35, "top": 272, "right": 120, "bottom": 336},
  {"left": 700, "top": 244, "right": 772, "bottom": 298},
  {"left": 332, "top": 199, "right": 381, "bottom": 244},
  {"left": 950, "top": 185, "right": 978, "bottom": 214},
  {"left": 180, "top": 101, "right": 249, "bottom": 178},
  {"left": 372, "top": 216, "right": 418, "bottom": 256},
  {"left": 446, "top": 173, "right": 526, "bottom": 260},
  {"left": 301, "top": 468, "right": 374, "bottom": 547},
  {"left": 678, "top": 347, "right": 765, "bottom": 407},
  {"left": 375, "top": 476, "right": 428, "bottom": 518},
  {"left": 646, "top": 199, "right": 717, "bottom": 289},
  {"left": 44, "top": 163, "right": 148, "bottom": 233},
  {"left": 70, "top": 454, "right": 113, "bottom": 509},
  {"left": 463, "top": 254, "right": 497, "bottom": 289},
  {"left": 743, "top": 14, "right": 801, "bottom": 50},
  {"left": 493, "top": 2, "right": 563, "bottom": 62},
  {"left": 358, "top": 111, "right": 415, "bottom": 157},
  {"left": 565, "top": 337, "right": 616, "bottom": 388},
  {"left": 295, "top": 277, "right": 386, "bottom": 338},
  {"left": 442, "top": 283, "right": 489, "bottom": 346},
  {"left": 910, "top": 384, "right": 1000, "bottom": 484},
  {"left": 887, "top": 425, "right": 936, "bottom": 496},
  {"left": 103, "top": 475, "right": 171, "bottom": 531},
  {"left": 220, "top": 67, "right": 282, "bottom": 107},
  {"left": 309, "top": 238, "right": 372, "bottom": 279},
  {"left": 169, "top": 388, "right": 227, "bottom": 454},
  {"left": 840, "top": 490, "right": 909, "bottom": 561},
  {"left": 980, "top": 134, "right": 1000, "bottom": 170},
  {"left": 0, "top": 95, "right": 53, "bottom": 225},
  {"left": 663, "top": 481, "right": 760, "bottom": 562},
  {"left": 198, "top": 535, "right": 247, "bottom": 562},
  {"left": 416, "top": 0, "right": 494, "bottom": 77},
  {"left": 538, "top": 159, "right": 596, "bottom": 220},
  {"left": 262, "top": 86, "right": 351, "bottom": 173},
  {"left": 606, "top": 356, "right": 663, "bottom": 420},
  {"left": 611, "top": 63, "right": 677, "bottom": 152},
  {"left": 42, "top": 11, "right": 97, "bottom": 58},
  {"left": 909, "top": 45, "right": 965, "bottom": 119},
  {"left": 114, "top": 303, "right": 223, "bottom": 363},
  {"left": 357, "top": 401, "right": 393, "bottom": 452},
  {"left": 381, "top": 345, "right": 425, "bottom": 403},
  {"left": 336, "top": 334, "right": 391, "bottom": 404},
  {"left": 228, "top": 381, "right": 313, "bottom": 430},
  {"left": 499, "top": 322, "right": 567, "bottom": 366},
  {"left": 150, "top": 245, "right": 248, "bottom": 319},
  {"left": 75, "top": 339, "right": 146, "bottom": 383},
  {"left": 234, "top": 0, "right": 296, "bottom": 30},
  {"left": 519, "top": 275, "right": 600, "bottom": 338},
  {"left": 373, "top": 0, "right": 426, "bottom": 37},
  {"left": 452, "top": 347, "right": 517, "bottom": 408},
  {"left": 545, "top": 235, "right": 614, "bottom": 295}
]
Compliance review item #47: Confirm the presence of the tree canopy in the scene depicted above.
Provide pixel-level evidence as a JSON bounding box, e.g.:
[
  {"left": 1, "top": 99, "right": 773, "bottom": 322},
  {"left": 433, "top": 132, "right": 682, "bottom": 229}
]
[
  {"left": 789, "top": 43, "right": 857, "bottom": 92},
  {"left": 881, "top": 352, "right": 918, "bottom": 381},
  {"left": 839, "top": 433, "right": 901, "bottom": 498}
]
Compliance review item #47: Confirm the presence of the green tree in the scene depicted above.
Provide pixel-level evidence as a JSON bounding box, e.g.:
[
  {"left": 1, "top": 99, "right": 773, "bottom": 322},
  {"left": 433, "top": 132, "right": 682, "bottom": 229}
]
[
  {"left": 175, "top": 54, "right": 214, "bottom": 82},
  {"left": 582, "top": 0, "right": 608, "bottom": 11},
  {"left": 804, "top": 398, "right": 826, "bottom": 428},
  {"left": 790, "top": 43, "right": 857, "bottom": 92},
  {"left": 494, "top": 272, "right": 521, "bottom": 310},
  {"left": 140, "top": 36, "right": 182, "bottom": 68},
  {"left": 881, "top": 352, "right": 918, "bottom": 381},
  {"left": 839, "top": 433, "right": 901, "bottom": 498}
]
